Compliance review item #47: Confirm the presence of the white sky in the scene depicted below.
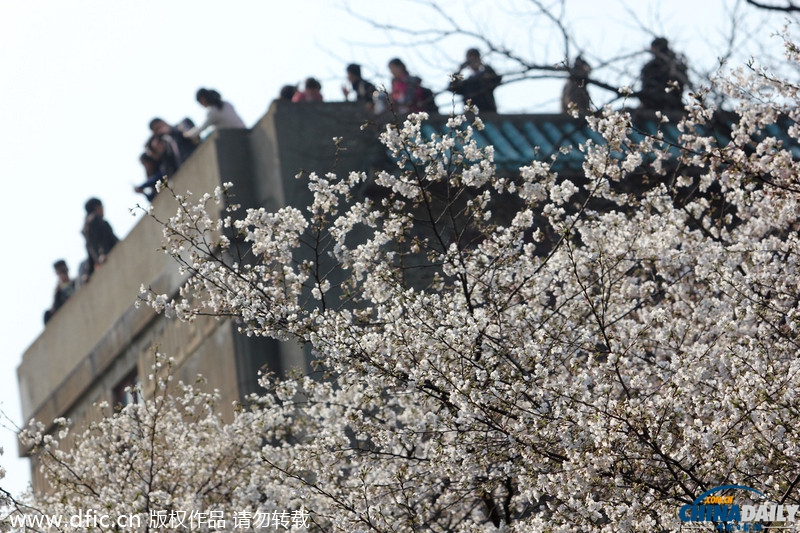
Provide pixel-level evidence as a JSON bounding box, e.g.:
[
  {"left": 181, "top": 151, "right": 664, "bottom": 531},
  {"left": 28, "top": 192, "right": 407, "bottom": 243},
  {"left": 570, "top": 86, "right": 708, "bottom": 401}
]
[{"left": 0, "top": 0, "right": 790, "bottom": 497}]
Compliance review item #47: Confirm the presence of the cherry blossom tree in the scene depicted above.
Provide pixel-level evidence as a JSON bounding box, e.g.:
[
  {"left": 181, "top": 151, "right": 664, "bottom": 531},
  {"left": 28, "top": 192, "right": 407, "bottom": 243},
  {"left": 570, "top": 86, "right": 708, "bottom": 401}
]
[
  {"left": 20, "top": 31, "right": 800, "bottom": 533},
  {"left": 18, "top": 356, "right": 318, "bottom": 532}
]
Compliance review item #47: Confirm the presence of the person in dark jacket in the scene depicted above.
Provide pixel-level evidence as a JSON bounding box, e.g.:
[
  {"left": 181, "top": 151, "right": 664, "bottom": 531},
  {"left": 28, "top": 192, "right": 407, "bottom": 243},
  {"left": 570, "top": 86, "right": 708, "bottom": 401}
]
[
  {"left": 561, "top": 56, "right": 592, "bottom": 116},
  {"left": 449, "top": 48, "right": 502, "bottom": 113},
  {"left": 82, "top": 198, "right": 119, "bottom": 277},
  {"left": 148, "top": 117, "right": 197, "bottom": 168},
  {"left": 44, "top": 259, "right": 75, "bottom": 324},
  {"left": 134, "top": 152, "right": 163, "bottom": 201},
  {"left": 343, "top": 63, "right": 377, "bottom": 108},
  {"left": 639, "top": 37, "right": 689, "bottom": 112}
]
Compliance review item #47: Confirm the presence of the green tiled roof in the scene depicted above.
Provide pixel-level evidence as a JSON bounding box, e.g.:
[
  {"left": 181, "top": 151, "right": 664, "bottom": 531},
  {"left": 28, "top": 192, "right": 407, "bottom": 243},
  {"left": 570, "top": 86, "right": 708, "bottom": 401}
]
[{"left": 412, "top": 112, "right": 799, "bottom": 175}]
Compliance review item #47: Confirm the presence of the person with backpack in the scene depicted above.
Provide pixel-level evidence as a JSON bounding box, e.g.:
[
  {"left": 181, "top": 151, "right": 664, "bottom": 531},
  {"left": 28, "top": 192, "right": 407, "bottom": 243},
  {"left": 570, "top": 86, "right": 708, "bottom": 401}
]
[
  {"left": 449, "top": 48, "right": 502, "bottom": 113},
  {"left": 638, "top": 37, "right": 689, "bottom": 112}
]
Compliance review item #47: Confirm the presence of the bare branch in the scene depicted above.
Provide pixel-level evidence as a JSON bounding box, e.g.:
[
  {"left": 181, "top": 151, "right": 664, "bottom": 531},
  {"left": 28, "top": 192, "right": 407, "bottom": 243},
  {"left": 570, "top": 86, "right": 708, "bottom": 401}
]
[{"left": 746, "top": 0, "right": 800, "bottom": 12}]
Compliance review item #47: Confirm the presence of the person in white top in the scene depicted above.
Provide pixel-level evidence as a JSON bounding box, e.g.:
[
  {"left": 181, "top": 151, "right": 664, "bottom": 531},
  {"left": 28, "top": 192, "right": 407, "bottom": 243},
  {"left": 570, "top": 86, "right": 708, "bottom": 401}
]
[{"left": 184, "top": 88, "right": 246, "bottom": 139}]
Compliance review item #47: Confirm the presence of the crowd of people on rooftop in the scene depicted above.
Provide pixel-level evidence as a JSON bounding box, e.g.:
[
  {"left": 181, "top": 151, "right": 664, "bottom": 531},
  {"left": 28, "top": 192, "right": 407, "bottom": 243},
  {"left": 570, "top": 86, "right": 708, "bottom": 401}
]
[
  {"left": 43, "top": 38, "right": 690, "bottom": 325},
  {"left": 280, "top": 38, "right": 687, "bottom": 119}
]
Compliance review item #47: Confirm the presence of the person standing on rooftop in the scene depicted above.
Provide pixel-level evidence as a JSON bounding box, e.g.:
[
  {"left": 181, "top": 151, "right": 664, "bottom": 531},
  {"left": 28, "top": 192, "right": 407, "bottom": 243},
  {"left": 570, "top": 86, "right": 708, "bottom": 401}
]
[
  {"left": 82, "top": 198, "right": 118, "bottom": 277},
  {"left": 638, "top": 37, "right": 689, "bottom": 112},
  {"left": 449, "top": 48, "right": 502, "bottom": 113},
  {"left": 184, "top": 88, "right": 246, "bottom": 139},
  {"left": 43, "top": 259, "right": 75, "bottom": 324},
  {"left": 292, "top": 78, "right": 324, "bottom": 103},
  {"left": 343, "top": 63, "right": 377, "bottom": 109}
]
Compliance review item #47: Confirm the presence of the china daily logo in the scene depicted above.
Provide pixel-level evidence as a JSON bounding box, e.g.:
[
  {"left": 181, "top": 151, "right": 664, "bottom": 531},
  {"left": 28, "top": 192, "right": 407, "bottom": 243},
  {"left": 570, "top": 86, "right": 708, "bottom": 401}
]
[{"left": 679, "top": 485, "right": 799, "bottom": 531}]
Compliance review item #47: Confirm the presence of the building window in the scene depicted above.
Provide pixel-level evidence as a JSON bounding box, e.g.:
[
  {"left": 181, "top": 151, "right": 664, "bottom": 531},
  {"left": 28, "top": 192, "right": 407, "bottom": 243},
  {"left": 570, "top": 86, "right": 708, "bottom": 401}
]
[{"left": 112, "top": 370, "right": 140, "bottom": 409}]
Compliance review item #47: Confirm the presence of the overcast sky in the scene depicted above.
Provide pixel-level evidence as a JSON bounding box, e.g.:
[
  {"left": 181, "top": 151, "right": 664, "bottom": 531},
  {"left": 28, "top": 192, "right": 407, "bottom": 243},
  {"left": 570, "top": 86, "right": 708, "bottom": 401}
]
[{"left": 0, "top": 0, "right": 789, "bottom": 497}]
